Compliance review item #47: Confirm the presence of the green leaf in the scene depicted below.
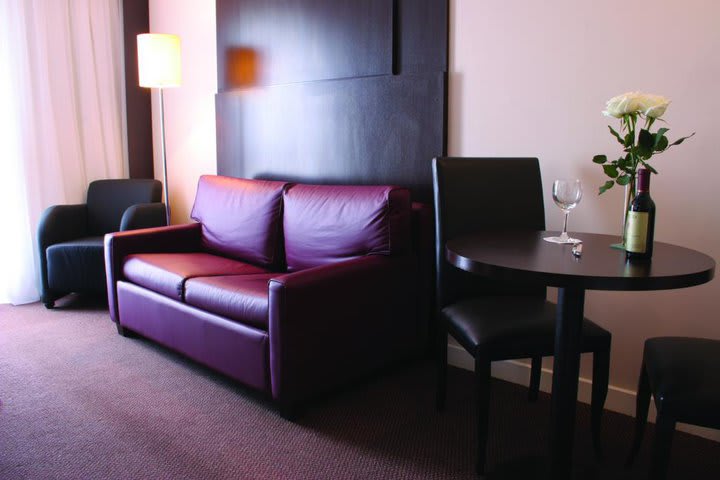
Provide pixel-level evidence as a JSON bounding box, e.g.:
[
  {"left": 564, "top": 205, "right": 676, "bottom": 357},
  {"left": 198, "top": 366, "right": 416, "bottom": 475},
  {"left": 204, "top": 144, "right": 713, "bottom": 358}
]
[
  {"left": 616, "top": 175, "right": 631, "bottom": 186},
  {"left": 603, "top": 164, "right": 619, "bottom": 178},
  {"left": 617, "top": 155, "right": 629, "bottom": 170},
  {"left": 592, "top": 154, "right": 608, "bottom": 164},
  {"left": 623, "top": 132, "right": 634, "bottom": 147},
  {"left": 670, "top": 132, "right": 696, "bottom": 146},
  {"left": 598, "top": 180, "right": 615, "bottom": 195},
  {"left": 656, "top": 127, "right": 669, "bottom": 137},
  {"left": 608, "top": 126, "right": 625, "bottom": 145},
  {"left": 654, "top": 135, "right": 669, "bottom": 151},
  {"left": 639, "top": 129, "right": 654, "bottom": 149}
]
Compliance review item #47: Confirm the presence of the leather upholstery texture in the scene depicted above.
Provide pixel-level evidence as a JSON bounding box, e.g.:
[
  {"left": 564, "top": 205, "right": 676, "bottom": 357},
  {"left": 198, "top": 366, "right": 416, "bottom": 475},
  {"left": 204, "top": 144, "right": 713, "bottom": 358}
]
[
  {"left": 644, "top": 337, "right": 720, "bottom": 428},
  {"left": 185, "top": 273, "right": 275, "bottom": 329},
  {"left": 38, "top": 179, "right": 164, "bottom": 306},
  {"left": 283, "top": 184, "right": 411, "bottom": 272},
  {"left": 123, "top": 253, "right": 269, "bottom": 301},
  {"left": 47, "top": 237, "right": 104, "bottom": 292},
  {"left": 105, "top": 175, "right": 427, "bottom": 411},
  {"left": 190, "top": 175, "right": 289, "bottom": 267}
]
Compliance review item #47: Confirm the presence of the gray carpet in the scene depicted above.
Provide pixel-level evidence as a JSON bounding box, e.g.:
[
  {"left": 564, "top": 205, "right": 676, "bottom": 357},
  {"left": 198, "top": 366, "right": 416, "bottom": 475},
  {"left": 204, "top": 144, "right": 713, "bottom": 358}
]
[{"left": 1, "top": 297, "right": 719, "bottom": 479}]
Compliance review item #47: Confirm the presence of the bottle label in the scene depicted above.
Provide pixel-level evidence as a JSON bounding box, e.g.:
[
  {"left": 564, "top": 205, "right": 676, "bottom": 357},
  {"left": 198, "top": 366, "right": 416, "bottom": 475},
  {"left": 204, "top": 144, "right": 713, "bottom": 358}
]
[{"left": 626, "top": 211, "right": 649, "bottom": 253}]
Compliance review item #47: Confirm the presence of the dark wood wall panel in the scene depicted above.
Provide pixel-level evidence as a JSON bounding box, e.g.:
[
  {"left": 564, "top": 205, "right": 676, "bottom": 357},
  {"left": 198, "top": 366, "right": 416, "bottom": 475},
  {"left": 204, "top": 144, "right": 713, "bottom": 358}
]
[
  {"left": 217, "top": 73, "right": 445, "bottom": 203},
  {"left": 122, "top": 0, "right": 153, "bottom": 179},
  {"left": 215, "top": 0, "right": 448, "bottom": 203},
  {"left": 217, "top": 0, "right": 393, "bottom": 90},
  {"left": 395, "top": 0, "right": 448, "bottom": 74}
]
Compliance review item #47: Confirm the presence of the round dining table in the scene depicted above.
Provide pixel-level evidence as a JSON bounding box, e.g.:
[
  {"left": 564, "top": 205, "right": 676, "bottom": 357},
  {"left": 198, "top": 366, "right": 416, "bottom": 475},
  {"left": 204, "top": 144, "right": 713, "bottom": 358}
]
[{"left": 445, "top": 231, "right": 715, "bottom": 479}]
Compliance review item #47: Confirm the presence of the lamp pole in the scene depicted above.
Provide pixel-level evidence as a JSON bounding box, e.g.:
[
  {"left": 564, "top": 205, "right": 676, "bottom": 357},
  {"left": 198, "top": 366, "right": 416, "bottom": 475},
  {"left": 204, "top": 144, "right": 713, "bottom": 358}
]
[
  {"left": 136, "top": 33, "right": 181, "bottom": 226},
  {"left": 158, "top": 87, "right": 170, "bottom": 225}
]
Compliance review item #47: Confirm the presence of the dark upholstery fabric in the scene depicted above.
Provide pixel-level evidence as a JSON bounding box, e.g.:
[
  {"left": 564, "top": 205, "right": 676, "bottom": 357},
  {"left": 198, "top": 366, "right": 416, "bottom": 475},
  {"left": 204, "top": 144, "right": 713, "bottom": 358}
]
[
  {"left": 39, "top": 179, "right": 164, "bottom": 306},
  {"left": 123, "top": 253, "right": 270, "bottom": 301},
  {"left": 185, "top": 273, "right": 275, "bottom": 329},
  {"left": 644, "top": 337, "right": 720, "bottom": 428},
  {"left": 433, "top": 157, "right": 546, "bottom": 308},
  {"left": 87, "top": 179, "right": 163, "bottom": 236},
  {"left": 283, "top": 184, "right": 411, "bottom": 272},
  {"left": 443, "top": 297, "right": 610, "bottom": 359},
  {"left": 190, "top": 176, "right": 289, "bottom": 267},
  {"left": 46, "top": 237, "right": 105, "bottom": 293}
]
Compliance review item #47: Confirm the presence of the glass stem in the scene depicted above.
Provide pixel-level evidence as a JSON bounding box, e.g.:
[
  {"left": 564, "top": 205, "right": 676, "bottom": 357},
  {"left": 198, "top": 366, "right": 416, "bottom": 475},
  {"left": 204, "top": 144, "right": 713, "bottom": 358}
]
[{"left": 561, "top": 211, "right": 570, "bottom": 241}]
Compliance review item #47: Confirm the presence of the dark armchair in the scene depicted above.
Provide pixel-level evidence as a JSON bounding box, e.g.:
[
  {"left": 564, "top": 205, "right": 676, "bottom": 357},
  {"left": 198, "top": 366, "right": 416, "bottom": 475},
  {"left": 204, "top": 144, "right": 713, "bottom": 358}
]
[{"left": 38, "top": 179, "right": 165, "bottom": 308}]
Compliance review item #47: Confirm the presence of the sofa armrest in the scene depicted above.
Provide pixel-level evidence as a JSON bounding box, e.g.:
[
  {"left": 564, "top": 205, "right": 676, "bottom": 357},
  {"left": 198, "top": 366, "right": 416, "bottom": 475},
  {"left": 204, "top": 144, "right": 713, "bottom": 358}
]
[
  {"left": 104, "top": 223, "right": 202, "bottom": 322},
  {"left": 119, "top": 203, "right": 168, "bottom": 231},
  {"left": 37, "top": 204, "right": 88, "bottom": 304},
  {"left": 268, "top": 254, "right": 418, "bottom": 405}
]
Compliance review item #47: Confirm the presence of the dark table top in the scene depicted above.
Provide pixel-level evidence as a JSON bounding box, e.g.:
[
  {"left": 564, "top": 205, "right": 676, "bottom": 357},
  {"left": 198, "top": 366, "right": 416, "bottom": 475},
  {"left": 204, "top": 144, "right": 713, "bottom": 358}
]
[{"left": 446, "top": 231, "right": 715, "bottom": 291}]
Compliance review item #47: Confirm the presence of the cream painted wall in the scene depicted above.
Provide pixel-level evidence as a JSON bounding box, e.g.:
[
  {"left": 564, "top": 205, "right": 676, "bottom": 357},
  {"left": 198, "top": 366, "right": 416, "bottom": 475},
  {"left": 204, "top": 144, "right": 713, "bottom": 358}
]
[
  {"left": 450, "top": 0, "right": 720, "bottom": 391},
  {"left": 147, "top": 0, "right": 720, "bottom": 394},
  {"left": 148, "top": 0, "right": 217, "bottom": 224}
]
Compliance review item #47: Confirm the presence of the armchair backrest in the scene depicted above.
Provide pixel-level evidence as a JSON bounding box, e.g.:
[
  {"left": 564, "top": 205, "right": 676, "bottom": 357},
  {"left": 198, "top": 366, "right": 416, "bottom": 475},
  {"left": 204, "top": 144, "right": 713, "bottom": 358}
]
[
  {"left": 282, "top": 184, "right": 411, "bottom": 272},
  {"left": 190, "top": 175, "right": 289, "bottom": 268},
  {"left": 432, "top": 157, "right": 546, "bottom": 308},
  {"left": 87, "top": 179, "right": 162, "bottom": 236}
]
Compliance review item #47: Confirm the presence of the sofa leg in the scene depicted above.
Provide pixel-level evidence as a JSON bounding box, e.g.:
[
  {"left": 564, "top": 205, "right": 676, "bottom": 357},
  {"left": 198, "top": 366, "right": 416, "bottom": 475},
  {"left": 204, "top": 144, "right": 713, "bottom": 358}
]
[
  {"left": 44, "top": 300, "right": 55, "bottom": 309},
  {"left": 279, "top": 402, "right": 300, "bottom": 421},
  {"left": 116, "top": 322, "right": 133, "bottom": 337}
]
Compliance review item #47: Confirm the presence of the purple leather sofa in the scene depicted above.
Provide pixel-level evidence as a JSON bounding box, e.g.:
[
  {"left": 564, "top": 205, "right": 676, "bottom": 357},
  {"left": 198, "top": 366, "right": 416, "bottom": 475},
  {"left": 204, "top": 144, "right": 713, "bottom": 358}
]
[{"left": 105, "top": 175, "right": 431, "bottom": 415}]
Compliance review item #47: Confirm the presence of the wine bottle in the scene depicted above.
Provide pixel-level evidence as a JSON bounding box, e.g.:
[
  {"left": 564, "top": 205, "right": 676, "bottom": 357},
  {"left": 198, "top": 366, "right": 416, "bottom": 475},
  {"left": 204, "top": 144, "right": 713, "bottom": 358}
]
[{"left": 625, "top": 168, "right": 656, "bottom": 260}]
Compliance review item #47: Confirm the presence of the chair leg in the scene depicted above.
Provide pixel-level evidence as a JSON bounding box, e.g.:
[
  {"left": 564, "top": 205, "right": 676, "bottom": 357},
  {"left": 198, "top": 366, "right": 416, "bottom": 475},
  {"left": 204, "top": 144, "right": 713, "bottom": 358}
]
[
  {"left": 436, "top": 318, "right": 448, "bottom": 411},
  {"left": 475, "top": 353, "right": 492, "bottom": 476},
  {"left": 626, "top": 361, "right": 652, "bottom": 467},
  {"left": 591, "top": 347, "right": 610, "bottom": 458},
  {"left": 528, "top": 355, "right": 542, "bottom": 402},
  {"left": 649, "top": 413, "right": 675, "bottom": 480}
]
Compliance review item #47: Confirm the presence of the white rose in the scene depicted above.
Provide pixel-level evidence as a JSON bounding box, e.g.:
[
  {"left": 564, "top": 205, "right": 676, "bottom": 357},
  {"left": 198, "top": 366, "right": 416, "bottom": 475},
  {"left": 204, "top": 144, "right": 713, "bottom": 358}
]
[
  {"left": 603, "top": 92, "right": 644, "bottom": 118},
  {"left": 637, "top": 93, "right": 670, "bottom": 119}
]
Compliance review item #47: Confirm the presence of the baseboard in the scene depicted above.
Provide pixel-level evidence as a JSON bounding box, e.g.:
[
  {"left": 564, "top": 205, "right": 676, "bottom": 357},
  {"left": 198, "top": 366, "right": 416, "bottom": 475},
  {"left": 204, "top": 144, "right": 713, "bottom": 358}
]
[{"left": 447, "top": 343, "right": 720, "bottom": 443}]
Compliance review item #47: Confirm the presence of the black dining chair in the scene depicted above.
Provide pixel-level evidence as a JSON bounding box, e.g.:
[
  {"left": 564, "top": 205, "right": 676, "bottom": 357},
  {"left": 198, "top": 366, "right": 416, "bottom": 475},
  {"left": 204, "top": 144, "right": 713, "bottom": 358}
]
[
  {"left": 432, "top": 157, "right": 612, "bottom": 475},
  {"left": 627, "top": 336, "right": 720, "bottom": 479},
  {"left": 38, "top": 178, "right": 166, "bottom": 308}
]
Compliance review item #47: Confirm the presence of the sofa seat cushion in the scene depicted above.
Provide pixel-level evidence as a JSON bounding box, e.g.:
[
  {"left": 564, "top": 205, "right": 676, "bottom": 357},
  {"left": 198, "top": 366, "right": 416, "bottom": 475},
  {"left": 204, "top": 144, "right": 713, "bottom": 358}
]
[
  {"left": 123, "top": 253, "right": 270, "bottom": 301},
  {"left": 184, "top": 273, "right": 275, "bottom": 330},
  {"left": 47, "top": 236, "right": 105, "bottom": 292}
]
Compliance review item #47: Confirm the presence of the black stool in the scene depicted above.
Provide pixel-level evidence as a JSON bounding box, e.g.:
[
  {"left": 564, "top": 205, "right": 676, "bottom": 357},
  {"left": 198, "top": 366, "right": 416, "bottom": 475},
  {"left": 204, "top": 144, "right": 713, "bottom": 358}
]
[{"left": 627, "top": 337, "right": 720, "bottom": 479}]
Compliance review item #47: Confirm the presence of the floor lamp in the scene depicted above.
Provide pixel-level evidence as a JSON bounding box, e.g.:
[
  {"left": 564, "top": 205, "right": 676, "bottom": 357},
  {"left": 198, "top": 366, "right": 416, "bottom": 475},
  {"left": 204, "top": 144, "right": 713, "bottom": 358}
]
[{"left": 137, "top": 33, "right": 181, "bottom": 226}]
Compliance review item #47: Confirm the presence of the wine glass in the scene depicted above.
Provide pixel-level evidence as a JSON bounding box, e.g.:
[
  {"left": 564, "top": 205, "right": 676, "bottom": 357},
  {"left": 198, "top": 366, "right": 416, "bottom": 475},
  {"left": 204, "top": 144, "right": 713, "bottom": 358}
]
[{"left": 544, "top": 179, "right": 582, "bottom": 244}]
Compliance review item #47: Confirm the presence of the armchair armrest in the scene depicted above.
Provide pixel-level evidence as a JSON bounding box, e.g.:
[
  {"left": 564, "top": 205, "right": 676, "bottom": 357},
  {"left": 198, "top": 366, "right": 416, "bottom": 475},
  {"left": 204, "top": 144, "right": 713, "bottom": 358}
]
[
  {"left": 119, "top": 203, "right": 167, "bottom": 231},
  {"left": 104, "top": 223, "right": 202, "bottom": 322},
  {"left": 268, "top": 254, "right": 418, "bottom": 405},
  {"left": 37, "top": 204, "right": 88, "bottom": 304}
]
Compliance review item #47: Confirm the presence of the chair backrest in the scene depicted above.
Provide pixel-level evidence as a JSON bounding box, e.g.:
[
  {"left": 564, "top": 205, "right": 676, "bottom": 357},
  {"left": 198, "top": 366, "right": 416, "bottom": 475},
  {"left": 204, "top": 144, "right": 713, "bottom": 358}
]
[
  {"left": 282, "top": 183, "right": 411, "bottom": 272},
  {"left": 87, "top": 179, "right": 162, "bottom": 236},
  {"left": 432, "top": 157, "right": 546, "bottom": 308}
]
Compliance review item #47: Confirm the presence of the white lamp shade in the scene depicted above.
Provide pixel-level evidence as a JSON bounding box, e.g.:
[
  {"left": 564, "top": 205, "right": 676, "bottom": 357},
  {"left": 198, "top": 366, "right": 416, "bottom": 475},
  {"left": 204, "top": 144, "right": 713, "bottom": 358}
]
[{"left": 137, "top": 33, "right": 181, "bottom": 88}]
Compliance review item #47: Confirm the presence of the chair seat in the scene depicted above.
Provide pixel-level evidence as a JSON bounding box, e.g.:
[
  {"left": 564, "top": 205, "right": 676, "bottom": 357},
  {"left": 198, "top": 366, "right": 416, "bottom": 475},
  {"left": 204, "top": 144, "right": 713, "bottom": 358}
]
[
  {"left": 184, "top": 274, "right": 275, "bottom": 329},
  {"left": 123, "top": 253, "right": 270, "bottom": 301},
  {"left": 442, "top": 296, "right": 611, "bottom": 359},
  {"left": 644, "top": 337, "right": 720, "bottom": 428},
  {"left": 47, "top": 236, "right": 105, "bottom": 292}
]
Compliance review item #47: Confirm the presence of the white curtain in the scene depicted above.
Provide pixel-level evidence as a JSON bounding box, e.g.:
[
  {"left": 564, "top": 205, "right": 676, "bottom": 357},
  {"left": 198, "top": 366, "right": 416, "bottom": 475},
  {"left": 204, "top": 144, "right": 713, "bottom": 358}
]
[{"left": 0, "top": 0, "right": 127, "bottom": 305}]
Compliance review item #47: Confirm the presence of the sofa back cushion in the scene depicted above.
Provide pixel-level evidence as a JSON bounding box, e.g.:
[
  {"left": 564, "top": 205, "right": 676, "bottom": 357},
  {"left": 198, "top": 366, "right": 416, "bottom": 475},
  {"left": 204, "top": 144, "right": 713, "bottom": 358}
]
[
  {"left": 283, "top": 184, "right": 411, "bottom": 272},
  {"left": 190, "top": 175, "right": 288, "bottom": 267}
]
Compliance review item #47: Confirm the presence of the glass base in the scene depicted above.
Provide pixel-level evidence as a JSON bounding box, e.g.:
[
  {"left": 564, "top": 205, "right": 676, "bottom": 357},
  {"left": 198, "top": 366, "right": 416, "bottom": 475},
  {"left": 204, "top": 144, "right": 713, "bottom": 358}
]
[{"left": 543, "top": 235, "right": 581, "bottom": 244}]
